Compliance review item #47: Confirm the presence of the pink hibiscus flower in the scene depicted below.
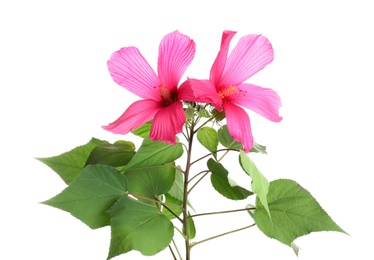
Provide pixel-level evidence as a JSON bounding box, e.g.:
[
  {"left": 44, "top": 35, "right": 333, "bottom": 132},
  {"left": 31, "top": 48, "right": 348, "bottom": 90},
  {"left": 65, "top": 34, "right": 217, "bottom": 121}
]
[
  {"left": 179, "top": 31, "right": 282, "bottom": 152},
  {"left": 103, "top": 31, "right": 196, "bottom": 144}
]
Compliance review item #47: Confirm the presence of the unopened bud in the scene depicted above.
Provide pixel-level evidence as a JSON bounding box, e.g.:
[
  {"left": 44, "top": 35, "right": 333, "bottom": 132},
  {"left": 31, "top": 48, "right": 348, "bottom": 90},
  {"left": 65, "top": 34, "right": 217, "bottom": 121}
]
[{"left": 212, "top": 109, "right": 226, "bottom": 121}]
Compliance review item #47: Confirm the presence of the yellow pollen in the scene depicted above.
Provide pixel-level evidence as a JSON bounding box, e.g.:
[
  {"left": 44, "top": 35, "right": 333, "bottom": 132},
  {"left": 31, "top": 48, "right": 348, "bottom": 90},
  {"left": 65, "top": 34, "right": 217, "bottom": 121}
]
[
  {"left": 160, "top": 86, "right": 173, "bottom": 105},
  {"left": 218, "top": 86, "right": 236, "bottom": 99}
]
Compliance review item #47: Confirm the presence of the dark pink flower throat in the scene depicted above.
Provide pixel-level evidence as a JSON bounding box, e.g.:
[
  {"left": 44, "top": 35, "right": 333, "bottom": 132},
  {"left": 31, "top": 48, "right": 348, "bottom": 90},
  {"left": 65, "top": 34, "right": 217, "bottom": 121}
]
[{"left": 160, "top": 86, "right": 177, "bottom": 107}]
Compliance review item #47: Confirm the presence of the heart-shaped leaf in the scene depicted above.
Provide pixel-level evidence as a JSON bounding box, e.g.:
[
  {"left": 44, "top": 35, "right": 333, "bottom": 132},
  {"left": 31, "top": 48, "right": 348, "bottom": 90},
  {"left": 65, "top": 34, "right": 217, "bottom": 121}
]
[
  {"left": 37, "top": 138, "right": 107, "bottom": 184},
  {"left": 254, "top": 179, "right": 347, "bottom": 247},
  {"left": 107, "top": 196, "right": 174, "bottom": 258},
  {"left": 42, "top": 165, "right": 127, "bottom": 229},
  {"left": 125, "top": 137, "right": 183, "bottom": 170},
  {"left": 197, "top": 126, "right": 218, "bottom": 153}
]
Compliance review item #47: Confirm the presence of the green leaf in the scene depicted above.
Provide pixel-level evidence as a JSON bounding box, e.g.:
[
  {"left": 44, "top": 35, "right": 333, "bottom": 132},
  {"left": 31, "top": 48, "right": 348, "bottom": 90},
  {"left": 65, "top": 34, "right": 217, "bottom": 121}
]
[
  {"left": 246, "top": 203, "right": 256, "bottom": 219},
  {"left": 131, "top": 121, "right": 152, "bottom": 138},
  {"left": 125, "top": 137, "right": 183, "bottom": 170},
  {"left": 42, "top": 165, "right": 127, "bottom": 229},
  {"left": 239, "top": 150, "right": 270, "bottom": 216},
  {"left": 86, "top": 140, "right": 136, "bottom": 167},
  {"left": 249, "top": 143, "right": 267, "bottom": 154},
  {"left": 125, "top": 164, "right": 175, "bottom": 201},
  {"left": 217, "top": 125, "right": 243, "bottom": 150},
  {"left": 184, "top": 213, "right": 196, "bottom": 240},
  {"left": 197, "top": 126, "right": 218, "bottom": 153},
  {"left": 107, "top": 196, "right": 174, "bottom": 258},
  {"left": 161, "top": 194, "right": 183, "bottom": 219},
  {"left": 168, "top": 167, "right": 184, "bottom": 202},
  {"left": 185, "top": 107, "right": 194, "bottom": 119},
  {"left": 165, "top": 167, "right": 195, "bottom": 212},
  {"left": 37, "top": 138, "right": 107, "bottom": 184},
  {"left": 208, "top": 158, "right": 253, "bottom": 200},
  {"left": 253, "top": 179, "right": 347, "bottom": 247}
]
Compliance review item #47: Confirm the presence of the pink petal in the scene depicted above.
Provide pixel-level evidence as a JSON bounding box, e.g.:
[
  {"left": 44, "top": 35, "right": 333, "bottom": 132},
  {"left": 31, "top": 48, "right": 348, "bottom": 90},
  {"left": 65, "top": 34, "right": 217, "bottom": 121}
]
[
  {"left": 177, "top": 79, "right": 198, "bottom": 101},
  {"left": 102, "top": 99, "right": 161, "bottom": 134},
  {"left": 178, "top": 79, "right": 222, "bottom": 111},
  {"left": 219, "top": 34, "right": 274, "bottom": 87},
  {"left": 227, "top": 83, "right": 282, "bottom": 122},
  {"left": 107, "top": 47, "right": 161, "bottom": 100},
  {"left": 210, "top": 31, "right": 236, "bottom": 85},
  {"left": 158, "top": 31, "right": 196, "bottom": 91},
  {"left": 150, "top": 101, "right": 186, "bottom": 144},
  {"left": 224, "top": 103, "right": 253, "bottom": 152}
]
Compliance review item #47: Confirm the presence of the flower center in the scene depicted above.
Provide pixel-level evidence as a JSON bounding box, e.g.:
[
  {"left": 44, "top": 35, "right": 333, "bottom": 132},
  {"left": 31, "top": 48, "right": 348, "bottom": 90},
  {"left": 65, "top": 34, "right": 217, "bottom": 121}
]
[
  {"left": 218, "top": 86, "right": 237, "bottom": 99},
  {"left": 160, "top": 86, "right": 177, "bottom": 106}
]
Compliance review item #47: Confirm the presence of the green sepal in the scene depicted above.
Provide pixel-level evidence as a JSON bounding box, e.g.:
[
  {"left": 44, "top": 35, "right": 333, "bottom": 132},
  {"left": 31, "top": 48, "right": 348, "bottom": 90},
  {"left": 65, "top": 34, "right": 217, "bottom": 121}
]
[
  {"left": 196, "top": 106, "right": 211, "bottom": 118},
  {"left": 249, "top": 143, "right": 267, "bottom": 154},
  {"left": 185, "top": 107, "right": 194, "bottom": 119},
  {"left": 212, "top": 108, "right": 226, "bottom": 121}
]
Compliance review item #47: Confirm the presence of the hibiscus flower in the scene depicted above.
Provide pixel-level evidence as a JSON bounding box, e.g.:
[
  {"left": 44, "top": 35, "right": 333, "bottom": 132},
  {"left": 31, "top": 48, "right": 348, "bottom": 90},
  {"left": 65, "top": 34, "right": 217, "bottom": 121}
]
[
  {"left": 103, "top": 31, "right": 196, "bottom": 144},
  {"left": 179, "top": 31, "right": 282, "bottom": 152}
]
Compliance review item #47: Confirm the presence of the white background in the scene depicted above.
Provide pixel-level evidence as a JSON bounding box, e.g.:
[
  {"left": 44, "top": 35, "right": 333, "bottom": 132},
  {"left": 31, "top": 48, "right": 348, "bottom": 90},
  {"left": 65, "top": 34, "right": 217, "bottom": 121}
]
[{"left": 1, "top": 0, "right": 373, "bottom": 259}]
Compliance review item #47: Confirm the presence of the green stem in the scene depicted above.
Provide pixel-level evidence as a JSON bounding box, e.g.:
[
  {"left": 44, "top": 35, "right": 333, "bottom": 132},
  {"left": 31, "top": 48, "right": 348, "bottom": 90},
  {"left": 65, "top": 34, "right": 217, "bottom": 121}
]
[
  {"left": 125, "top": 192, "right": 183, "bottom": 209},
  {"left": 182, "top": 131, "right": 189, "bottom": 142},
  {"left": 193, "top": 117, "right": 214, "bottom": 134},
  {"left": 184, "top": 123, "right": 190, "bottom": 141},
  {"left": 189, "top": 207, "right": 256, "bottom": 218},
  {"left": 188, "top": 150, "right": 232, "bottom": 194},
  {"left": 218, "top": 150, "right": 230, "bottom": 162},
  {"left": 172, "top": 239, "right": 183, "bottom": 260},
  {"left": 168, "top": 245, "right": 177, "bottom": 260},
  {"left": 182, "top": 120, "right": 196, "bottom": 260},
  {"left": 188, "top": 170, "right": 209, "bottom": 184},
  {"left": 125, "top": 192, "right": 183, "bottom": 223},
  {"left": 174, "top": 226, "right": 185, "bottom": 239},
  {"left": 166, "top": 163, "right": 185, "bottom": 174},
  {"left": 163, "top": 203, "right": 184, "bottom": 223},
  {"left": 190, "top": 148, "right": 238, "bottom": 166},
  {"left": 190, "top": 224, "right": 256, "bottom": 248},
  {"left": 187, "top": 171, "right": 209, "bottom": 195}
]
